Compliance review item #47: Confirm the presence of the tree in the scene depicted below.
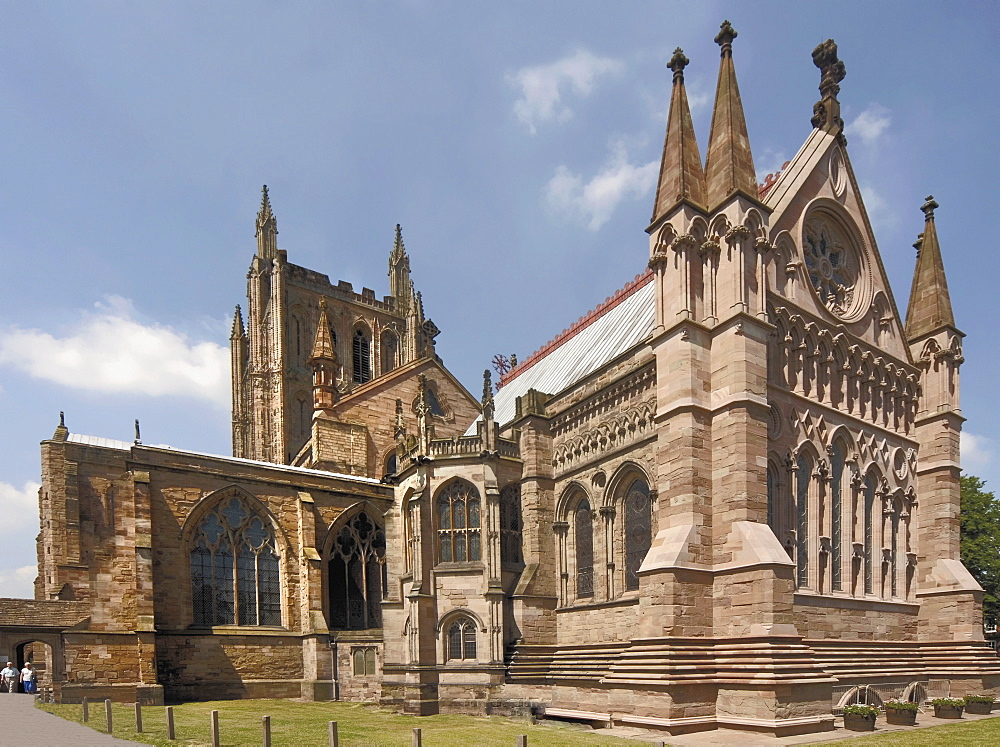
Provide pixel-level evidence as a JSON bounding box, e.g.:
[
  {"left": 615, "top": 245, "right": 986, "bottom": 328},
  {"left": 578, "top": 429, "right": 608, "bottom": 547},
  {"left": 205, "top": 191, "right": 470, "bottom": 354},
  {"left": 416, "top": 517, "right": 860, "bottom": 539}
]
[{"left": 960, "top": 475, "right": 1000, "bottom": 627}]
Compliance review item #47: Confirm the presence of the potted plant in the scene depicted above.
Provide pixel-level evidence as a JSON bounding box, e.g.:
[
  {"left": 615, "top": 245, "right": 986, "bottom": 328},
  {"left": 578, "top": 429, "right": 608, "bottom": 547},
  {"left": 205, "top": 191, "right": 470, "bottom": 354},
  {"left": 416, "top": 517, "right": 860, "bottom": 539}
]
[
  {"left": 842, "top": 704, "right": 878, "bottom": 731},
  {"left": 963, "top": 694, "right": 995, "bottom": 715},
  {"left": 932, "top": 698, "right": 965, "bottom": 718},
  {"left": 883, "top": 700, "right": 918, "bottom": 726}
]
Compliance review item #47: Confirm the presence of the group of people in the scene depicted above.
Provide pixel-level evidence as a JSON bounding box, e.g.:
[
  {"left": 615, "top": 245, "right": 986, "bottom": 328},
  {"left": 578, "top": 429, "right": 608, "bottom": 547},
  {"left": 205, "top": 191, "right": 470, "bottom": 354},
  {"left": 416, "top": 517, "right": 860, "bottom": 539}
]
[{"left": 1, "top": 662, "right": 35, "bottom": 694}]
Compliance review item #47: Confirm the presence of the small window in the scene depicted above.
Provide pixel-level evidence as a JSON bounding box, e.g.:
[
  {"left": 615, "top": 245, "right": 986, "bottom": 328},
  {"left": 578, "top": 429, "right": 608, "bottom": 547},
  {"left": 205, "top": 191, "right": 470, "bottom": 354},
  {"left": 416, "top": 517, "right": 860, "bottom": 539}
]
[
  {"left": 353, "top": 328, "right": 372, "bottom": 384},
  {"left": 352, "top": 646, "right": 377, "bottom": 676},
  {"left": 500, "top": 483, "right": 523, "bottom": 566},
  {"left": 447, "top": 619, "right": 477, "bottom": 661},
  {"left": 380, "top": 331, "right": 398, "bottom": 374}
]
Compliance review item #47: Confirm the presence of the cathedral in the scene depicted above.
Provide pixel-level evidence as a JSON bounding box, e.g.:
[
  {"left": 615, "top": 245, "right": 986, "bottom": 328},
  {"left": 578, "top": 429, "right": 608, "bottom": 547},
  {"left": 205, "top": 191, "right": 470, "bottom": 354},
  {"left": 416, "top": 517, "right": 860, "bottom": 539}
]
[{"left": 5, "top": 23, "right": 998, "bottom": 737}]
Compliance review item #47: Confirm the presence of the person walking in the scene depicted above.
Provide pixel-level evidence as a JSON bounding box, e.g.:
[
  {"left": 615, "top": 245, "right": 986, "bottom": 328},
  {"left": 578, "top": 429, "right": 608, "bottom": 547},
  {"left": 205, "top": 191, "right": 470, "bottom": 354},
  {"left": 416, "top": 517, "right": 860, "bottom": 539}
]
[
  {"left": 19, "top": 663, "right": 35, "bottom": 695},
  {"left": 1, "top": 662, "right": 18, "bottom": 694}
]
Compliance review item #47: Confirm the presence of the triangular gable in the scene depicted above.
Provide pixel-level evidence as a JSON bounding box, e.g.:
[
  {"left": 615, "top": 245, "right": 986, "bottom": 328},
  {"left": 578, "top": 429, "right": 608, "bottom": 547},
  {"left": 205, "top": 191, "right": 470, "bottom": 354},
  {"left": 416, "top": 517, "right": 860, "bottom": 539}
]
[{"left": 763, "top": 128, "right": 912, "bottom": 364}]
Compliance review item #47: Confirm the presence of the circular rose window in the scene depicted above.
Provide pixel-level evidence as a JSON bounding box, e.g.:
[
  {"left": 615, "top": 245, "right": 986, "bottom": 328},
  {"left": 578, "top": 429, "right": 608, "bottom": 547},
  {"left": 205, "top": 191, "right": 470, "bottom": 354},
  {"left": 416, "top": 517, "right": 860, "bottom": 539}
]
[{"left": 803, "top": 217, "right": 863, "bottom": 320}]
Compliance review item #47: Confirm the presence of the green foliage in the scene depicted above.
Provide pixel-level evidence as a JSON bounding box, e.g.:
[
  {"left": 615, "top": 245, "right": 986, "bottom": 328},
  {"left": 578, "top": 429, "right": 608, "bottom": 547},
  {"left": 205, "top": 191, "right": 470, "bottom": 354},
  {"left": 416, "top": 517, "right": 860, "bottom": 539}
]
[
  {"left": 884, "top": 700, "right": 919, "bottom": 711},
  {"left": 960, "top": 475, "right": 1000, "bottom": 626},
  {"left": 843, "top": 704, "right": 878, "bottom": 717},
  {"left": 963, "top": 694, "right": 994, "bottom": 703},
  {"left": 931, "top": 698, "right": 965, "bottom": 708}
]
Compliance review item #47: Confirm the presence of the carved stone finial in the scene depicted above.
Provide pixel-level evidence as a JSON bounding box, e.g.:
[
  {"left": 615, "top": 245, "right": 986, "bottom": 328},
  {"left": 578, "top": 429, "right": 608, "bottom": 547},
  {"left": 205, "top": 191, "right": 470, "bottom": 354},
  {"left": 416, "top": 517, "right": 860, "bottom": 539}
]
[
  {"left": 394, "top": 397, "right": 406, "bottom": 440},
  {"left": 319, "top": 298, "right": 327, "bottom": 313},
  {"left": 715, "top": 20, "right": 737, "bottom": 56},
  {"left": 811, "top": 39, "right": 846, "bottom": 130},
  {"left": 913, "top": 232, "right": 924, "bottom": 258},
  {"left": 668, "top": 47, "right": 689, "bottom": 81},
  {"left": 134, "top": 419, "right": 142, "bottom": 445},
  {"left": 482, "top": 369, "right": 495, "bottom": 419},
  {"left": 53, "top": 411, "right": 68, "bottom": 441},
  {"left": 921, "top": 195, "right": 938, "bottom": 220}
]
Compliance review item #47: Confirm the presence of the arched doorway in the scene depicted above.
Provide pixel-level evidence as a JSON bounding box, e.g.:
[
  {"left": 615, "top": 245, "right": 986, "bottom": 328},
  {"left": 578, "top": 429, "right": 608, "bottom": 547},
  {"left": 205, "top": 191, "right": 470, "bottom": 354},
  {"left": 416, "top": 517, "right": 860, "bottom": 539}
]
[{"left": 14, "top": 639, "right": 54, "bottom": 694}]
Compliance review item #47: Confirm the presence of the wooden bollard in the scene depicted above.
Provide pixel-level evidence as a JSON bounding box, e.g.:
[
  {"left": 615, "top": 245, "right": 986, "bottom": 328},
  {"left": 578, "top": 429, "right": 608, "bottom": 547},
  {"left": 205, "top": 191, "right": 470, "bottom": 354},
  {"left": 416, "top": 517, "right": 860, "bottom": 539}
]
[
  {"left": 516, "top": 736, "right": 527, "bottom": 747},
  {"left": 166, "top": 705, "right": 176, "bottom": 740},
  {"left": 82, "top": 697, "right": 89, "bottom": 722},
  {"left": 262, "top": 715, "right": 271, "bottom": 747},
  {"left": 211, "top": 709, "right": 220, "bottom": 747},
  {"left": 413, "top": 726, "right": 422, "bottom": 746},
  {"left": 135, "top": 701, "right": 143, "bottom": 732},
  {"left": 105, "top": 699, "right": 113, "bottom": 734},
  {"left": 328, "top": 720, "right": 339, "bottom": 747}
]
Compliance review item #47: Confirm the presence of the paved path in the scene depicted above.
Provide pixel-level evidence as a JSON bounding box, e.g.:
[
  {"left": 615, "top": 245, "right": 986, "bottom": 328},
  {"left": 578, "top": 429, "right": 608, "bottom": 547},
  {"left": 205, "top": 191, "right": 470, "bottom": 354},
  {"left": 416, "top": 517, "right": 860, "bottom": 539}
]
[{"left": 0, "top": 693, "right": 149, "bottom": 747}]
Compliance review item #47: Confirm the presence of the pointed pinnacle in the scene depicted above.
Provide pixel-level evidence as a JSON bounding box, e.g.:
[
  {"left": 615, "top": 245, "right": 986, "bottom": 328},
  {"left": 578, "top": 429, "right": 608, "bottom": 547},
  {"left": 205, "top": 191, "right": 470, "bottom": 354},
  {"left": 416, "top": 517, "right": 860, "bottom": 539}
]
[
  {"left": 715, "top": 20, "right": 737, "bottom": 56},
  {"left": 921, "top": 195, "right": 939, "bottom": 220}
]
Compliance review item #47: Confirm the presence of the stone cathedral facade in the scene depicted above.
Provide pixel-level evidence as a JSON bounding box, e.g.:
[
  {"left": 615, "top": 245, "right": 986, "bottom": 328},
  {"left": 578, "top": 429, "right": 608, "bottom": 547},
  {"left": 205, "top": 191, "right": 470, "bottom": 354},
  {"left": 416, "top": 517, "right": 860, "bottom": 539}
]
[{"left": 7, "top": 24, "right": 998, "bottom": 737}]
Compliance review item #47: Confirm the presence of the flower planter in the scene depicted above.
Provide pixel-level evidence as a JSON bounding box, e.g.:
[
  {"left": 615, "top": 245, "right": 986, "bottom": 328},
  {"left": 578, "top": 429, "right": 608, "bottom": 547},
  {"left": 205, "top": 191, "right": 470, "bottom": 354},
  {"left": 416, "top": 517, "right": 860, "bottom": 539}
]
[
  {"left": 964, "top": 700, "right": 994, "bottom": 715},
  {"left": 843, "top": 713, "right": 877, "bottom": 731},
  {"left": 885, "top": 708, "right": 918, "bottom": 726},
  {"left": 933, "top": 704, "right": 964, "bottom": 719}
]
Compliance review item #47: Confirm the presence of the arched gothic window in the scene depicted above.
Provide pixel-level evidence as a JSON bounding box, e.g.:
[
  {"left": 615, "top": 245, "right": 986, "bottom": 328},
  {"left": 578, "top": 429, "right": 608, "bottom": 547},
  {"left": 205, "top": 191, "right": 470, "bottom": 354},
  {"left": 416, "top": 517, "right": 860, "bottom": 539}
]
[
  {"left": 329, "top": 512, "right": 386, "bottom": 630},
  {"left": 380, "top": 331, "right": 398, "bottom": 374},
  {"left": 437, "top": 481, "right": 481, "bottom": 562},
  {"left": 191, "top": 497, "right": 281, "bottom": 626},
  {"left": 425, "top": 386, "right": 445, "bottom": 417},
  {"left": 830, "top": 442, "right": 846, "bottom": 592},
  {"left": 623, "top": 478, "right": 651, "bottom": 591},
  {"left": 353, "top": 328, "right": 372, "bottom": 384},
  {"left": 500, "top": 483, "right": 523, "bottom": 566},
  {"left": 575, "top": 499, "right": 594, "bottom": 598},
  {"left": 796, "top": 454, "right": 811, "bottom": 588},
  {"left": 447, "top": 618, "right": 477, "bottom": 660},
  {"left": 863, "top": 475, "right": 876, "bottom": 595}
]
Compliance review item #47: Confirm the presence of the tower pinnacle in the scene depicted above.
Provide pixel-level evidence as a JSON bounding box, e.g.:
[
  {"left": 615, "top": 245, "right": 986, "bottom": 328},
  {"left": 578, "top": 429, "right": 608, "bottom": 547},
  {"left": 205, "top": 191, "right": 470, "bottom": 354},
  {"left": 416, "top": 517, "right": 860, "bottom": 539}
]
[
  {"left": 905, "top": 196, "right": 956, "bottom": 340},
  {"left": 256, "top": 185, "right": 278, "bottom": 259}
]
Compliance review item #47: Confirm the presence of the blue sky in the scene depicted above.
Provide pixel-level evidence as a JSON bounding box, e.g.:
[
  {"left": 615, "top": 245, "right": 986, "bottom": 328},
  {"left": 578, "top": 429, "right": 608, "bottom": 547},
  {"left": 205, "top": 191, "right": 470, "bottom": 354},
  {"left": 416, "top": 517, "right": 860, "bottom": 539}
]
[{"left": 0, "top": 1, "right": 996, "bottom": 598}]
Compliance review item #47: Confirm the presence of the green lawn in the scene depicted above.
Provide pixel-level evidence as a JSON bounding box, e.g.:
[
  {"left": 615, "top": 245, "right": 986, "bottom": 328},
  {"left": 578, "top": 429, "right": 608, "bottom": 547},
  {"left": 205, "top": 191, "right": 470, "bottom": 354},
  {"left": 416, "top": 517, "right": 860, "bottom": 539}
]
[
  {"left": 818, "top": 715, "right": 1000, "bottom": 746},
  {"left": 38, "top": 699, "right": 641, "bottom": 746}
]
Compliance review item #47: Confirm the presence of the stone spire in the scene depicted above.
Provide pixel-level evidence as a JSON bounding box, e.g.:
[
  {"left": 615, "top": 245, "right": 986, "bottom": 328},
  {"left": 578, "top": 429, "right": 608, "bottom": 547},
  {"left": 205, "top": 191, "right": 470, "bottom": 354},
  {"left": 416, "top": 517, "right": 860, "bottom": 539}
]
[
  {"left": 905, "top": 196, "right": 956, "bottom": 340},
  {"left": 389, "top": 223, "right": 414, "bottom": 313},
  {"left": 255, "top": 185, "right": 278, "bottom": 260},
  {"left": 230, "top": 305, "right": 245, "bottom": 341},
  {"left": 309, "top": 300, "right": 339, "bottom": 411},
  {"left": 704, "top": 20, "right": 758, "bottom": 210},
  {"left": 650, "top": 47, "right": 707, "bottom": 225},
  {"left": 810, "top": 39, "right": 846, "bottom": 132}
]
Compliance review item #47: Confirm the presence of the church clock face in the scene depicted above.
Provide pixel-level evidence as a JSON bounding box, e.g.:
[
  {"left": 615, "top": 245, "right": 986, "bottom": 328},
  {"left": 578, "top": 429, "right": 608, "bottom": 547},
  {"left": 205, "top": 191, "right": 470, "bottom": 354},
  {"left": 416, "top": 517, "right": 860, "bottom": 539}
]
[{"left": 803, "top": 218, "right": 861, "bottom": 319}]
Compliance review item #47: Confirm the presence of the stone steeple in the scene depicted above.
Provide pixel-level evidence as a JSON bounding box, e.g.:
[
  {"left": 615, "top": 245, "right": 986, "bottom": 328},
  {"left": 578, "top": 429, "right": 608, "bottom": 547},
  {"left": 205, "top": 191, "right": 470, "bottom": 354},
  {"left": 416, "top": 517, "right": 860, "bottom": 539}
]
[
  {"left": 309, "top": 299, "right": 339, "bottom": 412},
  {"left": 905, "top": 196, "right": 956, "bottom": 341},
  {"left": 256, "top": 184, "right": 278, "bottom": 260},
  {"left": 704, "top": 20, "right": 757, "bottom": 210},
  {"left": 650, "top": 47, "right": 706, "bottom": 225}
]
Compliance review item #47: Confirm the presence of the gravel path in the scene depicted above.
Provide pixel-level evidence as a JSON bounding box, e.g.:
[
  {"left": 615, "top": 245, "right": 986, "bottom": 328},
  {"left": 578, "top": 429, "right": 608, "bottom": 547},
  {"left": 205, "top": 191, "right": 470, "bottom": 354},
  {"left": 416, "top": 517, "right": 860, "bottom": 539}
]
[{"left": 0, "top": 693, "right": 150, "bottom": 747}]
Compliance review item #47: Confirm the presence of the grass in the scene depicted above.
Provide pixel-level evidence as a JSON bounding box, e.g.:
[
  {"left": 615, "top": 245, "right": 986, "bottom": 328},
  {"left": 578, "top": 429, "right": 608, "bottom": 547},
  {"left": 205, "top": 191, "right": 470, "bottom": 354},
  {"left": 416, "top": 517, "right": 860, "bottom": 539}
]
[
  {"left": 818, "top": 714, "right": 1000, "bottom": 746},
  {"left": 38, "top": 698, "right": 642, "bottom": 746}
]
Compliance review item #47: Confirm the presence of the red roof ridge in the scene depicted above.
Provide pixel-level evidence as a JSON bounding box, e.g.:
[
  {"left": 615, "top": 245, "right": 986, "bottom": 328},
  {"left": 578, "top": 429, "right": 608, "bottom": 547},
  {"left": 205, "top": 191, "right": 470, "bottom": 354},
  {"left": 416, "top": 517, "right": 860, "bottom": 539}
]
[
  {"left": 758, "top": 160, "right": 791, "bottom": 199},
  {"left": 500, "top": 269, "right": 654, "bottom": 387}
]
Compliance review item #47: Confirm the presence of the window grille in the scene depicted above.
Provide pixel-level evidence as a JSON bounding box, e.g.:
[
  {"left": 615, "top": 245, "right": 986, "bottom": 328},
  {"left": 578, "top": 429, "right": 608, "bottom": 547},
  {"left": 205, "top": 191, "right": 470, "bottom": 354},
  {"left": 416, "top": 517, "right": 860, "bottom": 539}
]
[
  {"left": 499, "top": 483, "right": 523, "bottom": 566},
  {"left": 329, "top": 512, "right": 386, "bottom": 630},
  {"left": 624, "top": 479, "right": 651, "bottom": 591},
  {"left": 352, "top": 328, "right": 372, "bottom": 383},
  {"left": 575, "top": 499, "right": 594, "bottom": 598},
  {"left": 447, "top": 619, "right": 477, "bottom": 661},
  {"left": 191, "top": 496, "right": 281, "bottom": 626},
  {"left": 437, "top": 481, "right": 481, "bottom": 562}
]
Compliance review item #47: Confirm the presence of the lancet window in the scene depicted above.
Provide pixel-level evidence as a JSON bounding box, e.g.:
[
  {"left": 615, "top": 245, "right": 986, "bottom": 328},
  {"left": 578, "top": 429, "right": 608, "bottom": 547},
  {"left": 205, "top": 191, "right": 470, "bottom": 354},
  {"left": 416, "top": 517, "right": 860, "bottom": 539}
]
[
  {"left": 191, "top": 497, "right": 281, "bottom": 627},
  {"left": 380, "top": 330, "right": 398, "bottom": 374},
  {"left": 447, "top": 618, "right": 477, "bottom": 661},
  {"left": 499, "top": 483, "right": 523, "bottom": 566},
  {"left": 437, "top": 481, "right": 481, "bottom": 563},
  {"left": 830, "top": 441, "right": 846, "bottom": 592},
  {"left": 863, "top": 475, "right": 876, "bottom": 595},
  {"left": 575, "top": 499, "right": 594, "bottom": 598},
  {"left": 795, "top": 454, "right": 811, "bottom": 588},
  {"left": 623, "top": 478, "right": 651, "bottom": 591},
  {"left": 328, "top": 511, "right": 386, "bottom": 630},
  {"left": 353, "top": 328, "right": 372, "bottom": 383}
]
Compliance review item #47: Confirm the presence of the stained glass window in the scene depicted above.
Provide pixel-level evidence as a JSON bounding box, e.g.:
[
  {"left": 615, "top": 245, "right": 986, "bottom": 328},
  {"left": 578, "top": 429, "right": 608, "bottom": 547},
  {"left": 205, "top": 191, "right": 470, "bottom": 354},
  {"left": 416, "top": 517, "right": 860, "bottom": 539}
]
[
  {"left": 831, "top": 442, "right": 845, "bottom": 592},
  {"left": 447, "top": 619, "right": 477, "bottom": 660},
  {"left": 575, "top": 499, "right": 594, "bottom": 598},
  {"left": 624, "top": 479, "right": 651, "bottom": 591},
  {"left": 796, "top": 455, "right": 810, "bottom": 588},
  {"left": 500, "top": 483, "right": 523, "bottom": 566},
  {"left": 353, "top": 328, "right": 372, "bottom": 384},
  {"left": 191, "top": 496, "right": 281, "bottom": 626},
  {"left": 864, "top": 476, "right": 875, "bottom": 595},
  {"left": 437, "top": 481, "right": 481, "bottom": 563},
  {"left": 329, "top": 512, "right": 386, "bottom": 630}
]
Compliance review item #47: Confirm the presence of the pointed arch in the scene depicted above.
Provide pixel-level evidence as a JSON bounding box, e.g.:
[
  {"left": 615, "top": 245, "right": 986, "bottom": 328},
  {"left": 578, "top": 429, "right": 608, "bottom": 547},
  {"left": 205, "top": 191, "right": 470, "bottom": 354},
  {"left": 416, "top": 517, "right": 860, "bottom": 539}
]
[
  {"left": 352, "top": 322, "right": 373, "bottom": 384},
  {"left": 323, "top": 504, "right": 387, "bottom": 630},
  {"left": 434, "top": 478, "right": 481, "bottom": 563}
]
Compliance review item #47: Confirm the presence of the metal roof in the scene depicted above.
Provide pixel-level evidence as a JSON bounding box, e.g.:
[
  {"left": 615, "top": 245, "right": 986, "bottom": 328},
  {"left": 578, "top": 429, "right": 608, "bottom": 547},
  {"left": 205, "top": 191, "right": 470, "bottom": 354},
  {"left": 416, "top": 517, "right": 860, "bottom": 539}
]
[{"left": 467, "top": 273, "right": 655, "bottom": 433}]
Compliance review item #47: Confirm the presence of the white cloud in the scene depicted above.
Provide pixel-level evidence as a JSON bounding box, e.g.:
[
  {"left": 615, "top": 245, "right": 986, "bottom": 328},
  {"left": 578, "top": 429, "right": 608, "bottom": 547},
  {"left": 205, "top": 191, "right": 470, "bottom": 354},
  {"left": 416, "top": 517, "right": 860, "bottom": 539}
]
[
  {"left": 847, "top": 103, "right": 891, "bottom": 146},
  {"left": 546, "top": 140, "right": 658, "bottom": 231},
  {"left": 508, "top": 50, "right": 624, "bottom": 134},
  {"left": 963, "top": 431, "right": 995, "bottom": 472},
  {"left": 0, "top": 296, "right": 229, "bottom": 405},
  {"left": 0, "top": 565, "right": 37, "bottom": 600},
  {"left": 0, "top": 480, "right": 41, "bottom": 533}
]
